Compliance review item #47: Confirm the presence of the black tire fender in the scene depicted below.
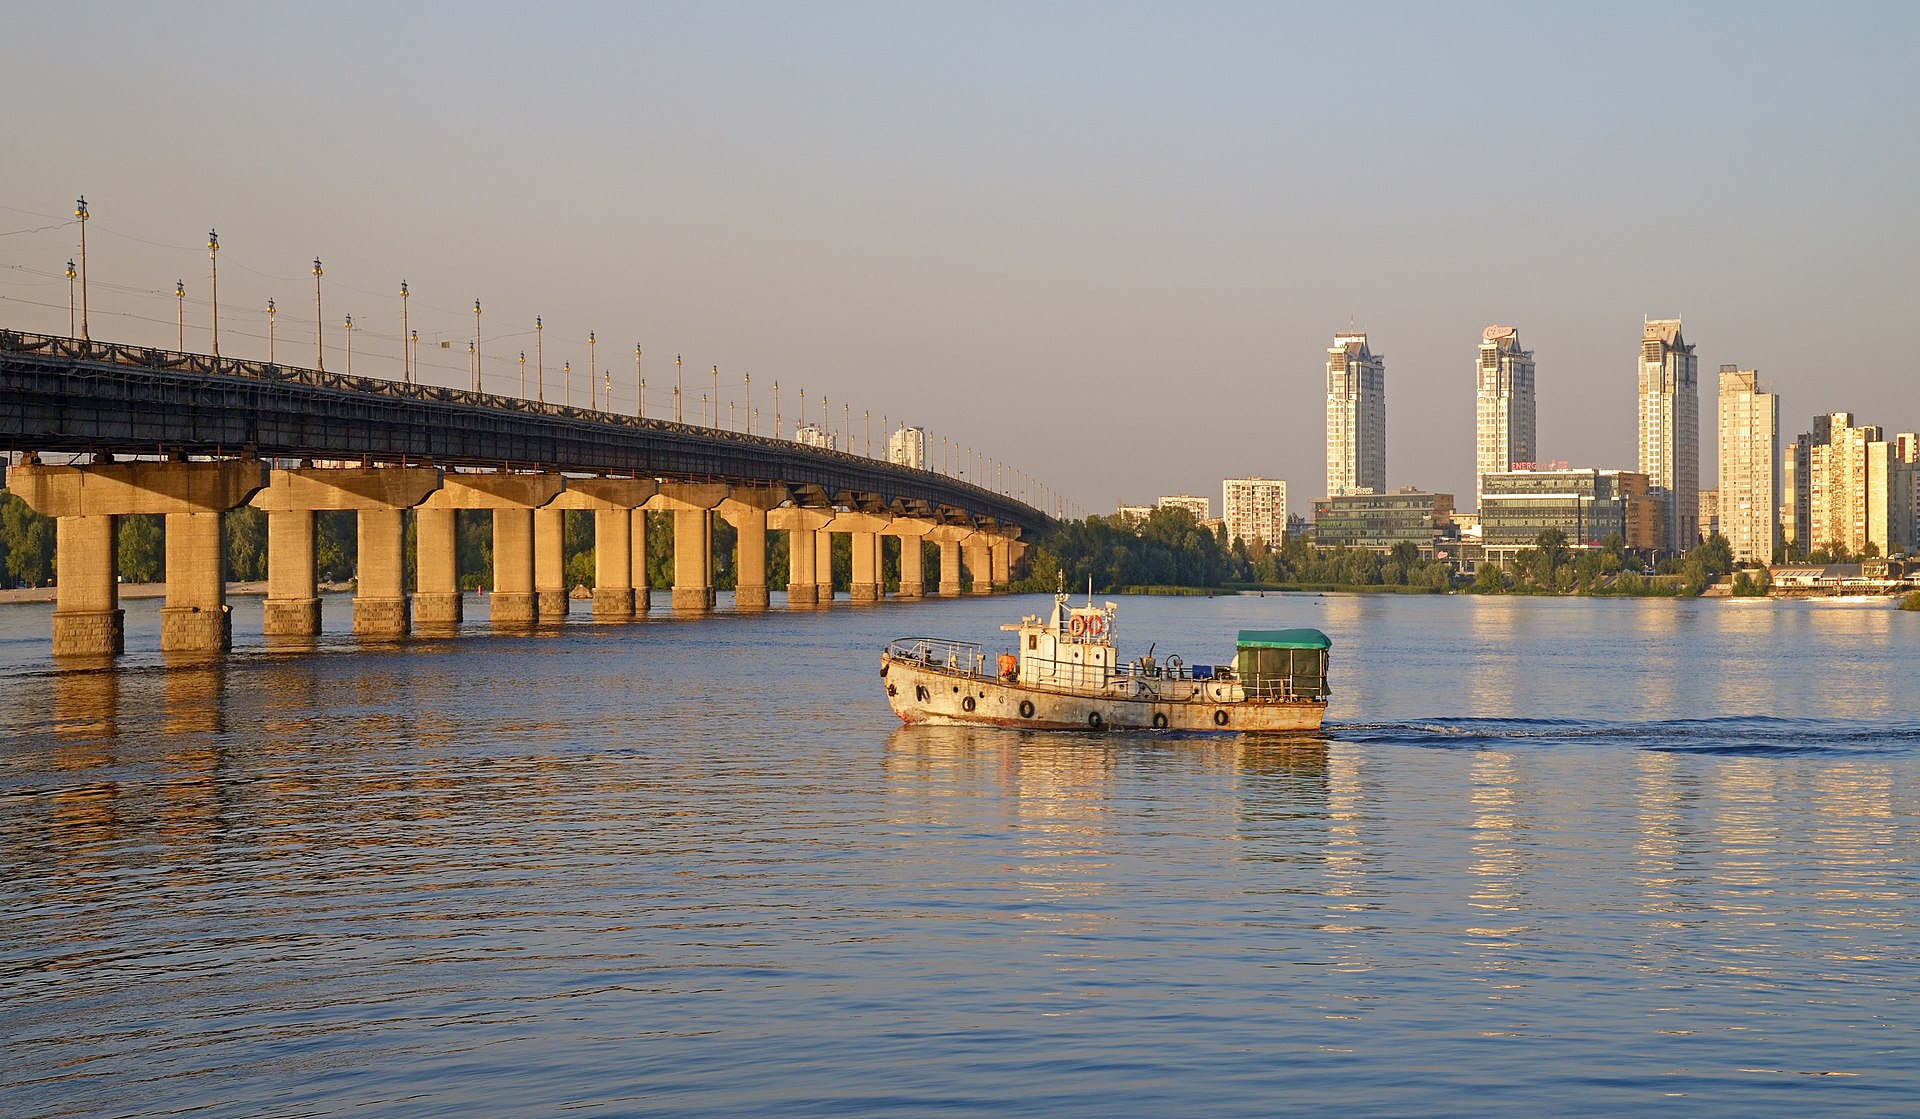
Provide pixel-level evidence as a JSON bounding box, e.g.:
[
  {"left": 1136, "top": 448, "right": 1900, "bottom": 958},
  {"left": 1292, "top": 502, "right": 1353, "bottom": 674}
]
[
  {"left": 1019, "top": 699, "right": 1035, "bottom": 719},
  {"left": 1152, "top": 712, "right": 1169, "bottom": 729},
  {"left": 962, "top": 696, "right": 976, "bottom": 713},
  {"left": 1213, "top": 709, "right": 1229, "bottom": 727}
]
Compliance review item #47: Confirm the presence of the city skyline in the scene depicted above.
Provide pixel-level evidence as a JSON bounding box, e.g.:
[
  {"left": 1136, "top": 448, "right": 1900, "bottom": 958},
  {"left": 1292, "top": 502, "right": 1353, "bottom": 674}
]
[{"left": 2, "top": 6, "right": 1916, "bottom": 513}]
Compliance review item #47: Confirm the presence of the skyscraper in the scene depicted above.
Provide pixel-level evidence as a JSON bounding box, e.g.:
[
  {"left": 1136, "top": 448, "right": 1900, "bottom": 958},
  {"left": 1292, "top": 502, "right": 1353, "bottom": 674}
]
[
  {"left": 1637, "top": 318, "right": 1699, "bottom": 551},
  {"left": 1715, "top": 366, "right": 1778, "bottom": 565},
  {"left": 1222, "top": 477, "right": 1288, "bottom": 547},
  {"left": 887, "top": 425, "right": 926, "bottom": 470},
  {"left": 1475, "top": 325, "right": 1536, "bottom": 501},
  {"left": 1326, "top": 331, "right": 1385, "bottom": 497}
]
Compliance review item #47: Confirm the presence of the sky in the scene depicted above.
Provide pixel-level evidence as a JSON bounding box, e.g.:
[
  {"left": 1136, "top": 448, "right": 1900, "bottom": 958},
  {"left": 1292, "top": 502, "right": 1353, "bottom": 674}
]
[{"left": 4, "top": 2, "right": 1916, "bottom": 516}]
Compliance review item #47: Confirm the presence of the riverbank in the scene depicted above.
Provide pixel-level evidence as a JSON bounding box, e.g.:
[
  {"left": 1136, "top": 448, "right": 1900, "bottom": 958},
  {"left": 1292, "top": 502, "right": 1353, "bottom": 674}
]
[{"left": 0, "top": 581, "right": 355, "bottom": 605}]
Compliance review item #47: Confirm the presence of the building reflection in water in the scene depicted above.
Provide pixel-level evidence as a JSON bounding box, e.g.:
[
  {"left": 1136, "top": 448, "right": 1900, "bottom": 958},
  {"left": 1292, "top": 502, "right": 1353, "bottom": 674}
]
[{"left": 1231, "top": 737, "right": 1331, "bottom": 865}]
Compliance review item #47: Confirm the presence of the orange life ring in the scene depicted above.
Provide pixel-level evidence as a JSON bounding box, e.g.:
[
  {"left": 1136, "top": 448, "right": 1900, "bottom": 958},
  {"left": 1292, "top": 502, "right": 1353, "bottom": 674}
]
[
  {"left": 1069, "top": 616, "right": 1086, "bottom": 637},
  {"left": 1087, "top": 615, "right": 1106, "bottom": 637}
]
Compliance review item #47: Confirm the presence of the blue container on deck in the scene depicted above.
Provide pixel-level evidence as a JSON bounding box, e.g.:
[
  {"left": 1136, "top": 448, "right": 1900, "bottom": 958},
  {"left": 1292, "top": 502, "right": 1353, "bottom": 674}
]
[{"left": 1193, "top": 664, "right": 1215, "bottom": 680}]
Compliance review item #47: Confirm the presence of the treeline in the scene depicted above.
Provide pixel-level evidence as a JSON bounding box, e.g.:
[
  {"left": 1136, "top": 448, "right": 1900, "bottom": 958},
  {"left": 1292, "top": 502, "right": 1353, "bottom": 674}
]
[
  {"left": 0, "top": 493, "right": 947, "bottom": 593},
  {"left": 1010, "top": 508, "right": 1452, "bottom": 593},
  {"left": 1469, "top": 528, "right": 1739, "bottom": 597}
]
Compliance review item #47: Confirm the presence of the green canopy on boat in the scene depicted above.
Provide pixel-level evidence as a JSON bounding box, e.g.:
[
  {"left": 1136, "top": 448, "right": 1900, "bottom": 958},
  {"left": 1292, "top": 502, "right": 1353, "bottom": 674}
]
[{"left": 1235, "top": 628, "right": 1331, "bottom": 650}]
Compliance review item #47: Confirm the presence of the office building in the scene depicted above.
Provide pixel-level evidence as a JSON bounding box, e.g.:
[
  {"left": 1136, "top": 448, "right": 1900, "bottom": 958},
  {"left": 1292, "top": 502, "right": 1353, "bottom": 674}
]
[
  {"left": 793, "top": 423, "right": 838, "bottom": 451},
  {"left": 1479, "top": 468, "right": 1653, "bottom": 563},
  {"left": 1715, "top": 367, "right": 1778, "bottom": 565},
  {"left": 1638, "top": 318, "right": 1699, "bottom": 552},
  {"left": 1326, "top": 331, "right": 1386, "bottom": 497},
  {"left": 1312, "top": 489, "right": 1452, "bottom": 552},
  {"left": 886, "top": 425, "right": 927, "bottom": 470},
  {"left": 1698, "top": 489, "right": 1719, "bottom": 543},
  {"left": 1475, "top": 325, "right": 1536, "bottom": 499},
  {"left": 1222, "top": 477, "right": 1289, "bottom": 547}
]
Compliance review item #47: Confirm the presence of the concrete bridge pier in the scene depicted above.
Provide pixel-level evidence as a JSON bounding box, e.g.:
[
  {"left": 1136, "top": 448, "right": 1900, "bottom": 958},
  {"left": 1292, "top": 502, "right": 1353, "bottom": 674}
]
[
  {"left": 816, "top": 530, "right": 835, "bottom": 605},
  {"left": 252, "top": 467, "right": 444, "bottom": 638},
  {"left": 9, "top": 459, "right": 267, "bottom": 656},
  {"left": 353, "top": 508, "right": 409, "bottom": 637},
  {"left": 55, "top": 515, "right": 123, "bottom": 656},
  {"left": 719, "top": 488, "right": 782, "bottom": 612},
  {"left": 829, "top": 511, "right": 891, "bottom": 604},
  {"left": 770, "top": 506, "right": 830, "bottom": 608},
  {"left": 413, "top": 507, "right": 462, "bottom": 627},
  {"left": 416, "top": 473, "right": 564, "bottom": 628},
  {"left": 535, "top": 509, "right": 569, "bottom": 621},
  {"left": 926, "top": 525, "right": 972, "bottom": 597},
  {"left": 989, "top": 534, "right": 1016, "bottom": 593},
  {"left": 884, "top": 518, "right": 934, "bottom": 598},
  {"left": 554, "top": 478, "right": 656, "bottom": 623},
  {"left": 657, "top": 483, "right": 727, "bottom": 612},
  {"left": 964, "top": 539, "right": 993, "bottom": 595}
]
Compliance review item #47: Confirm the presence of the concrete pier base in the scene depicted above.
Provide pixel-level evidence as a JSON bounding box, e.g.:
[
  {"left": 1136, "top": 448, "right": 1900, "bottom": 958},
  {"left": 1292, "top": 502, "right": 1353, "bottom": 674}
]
[
  {"left": 537, "top": 589, "right": 570, "bottom": 619},
  {"left": 534, "top": 509, "right": 569, "bottom": 621},
  {"left": 671, "top": 507, "right": 714, "bottom": 613},
  {"left": 354, "top": 508, "right": 410, "bottom": 637},
  {"left": 263, "top": 598, "right": 322, "bottom": 637},
  {"left": 53, "top": 610, "right": 125, "bottom": 657},
  {"left": 412, "top": 592, "right": 463, "bottom": 626},
  {"left": 161, "top": 605, "right": 232, "bottom": 651},
  {"left": 786, "top": 582, "right": 819, "bottom": 608},
  {"left": 352, "top": 597, "right": 409, "bottom": 637},
  {"left": 734, "top": 583, "right": 769, "bottom": 610},
  {"left": 162, "top": 511, "right": 231, "bottom": 652},
  {"left": 490, "top": 591, "right": 538, "bottom": 625},
  {"left": 592, "top": 587, "right": 635, "bottom": 619},
  {"left": 672, "top": 586, "right": 716, "bottom": 611}
]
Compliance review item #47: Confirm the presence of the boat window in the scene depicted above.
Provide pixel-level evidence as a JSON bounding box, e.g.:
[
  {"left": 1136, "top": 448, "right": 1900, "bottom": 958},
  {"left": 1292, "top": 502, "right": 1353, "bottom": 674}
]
[{"left": 1028, "top": 635, "right": 1037, "bottom": 650}]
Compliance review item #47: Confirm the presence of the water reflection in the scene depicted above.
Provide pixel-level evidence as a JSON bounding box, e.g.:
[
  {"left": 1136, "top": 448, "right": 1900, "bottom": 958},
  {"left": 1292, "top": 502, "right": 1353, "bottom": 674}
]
[{"left": 51, "top": 661, "right": 119, "bottom": 742}]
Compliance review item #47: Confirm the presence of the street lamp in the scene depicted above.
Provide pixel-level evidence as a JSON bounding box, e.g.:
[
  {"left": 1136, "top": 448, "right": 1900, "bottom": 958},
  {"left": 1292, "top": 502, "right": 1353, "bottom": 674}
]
[
  {"left": 472, "top": 300, "right": 482, "bottom": 391},
  {"left": 64, "top": 260, "right": 75, "bottom": 337},
  {"left": 400, "top": 281, "right": 410, "bottom": 383},
  {"left": 409, "top": 330, "right": 418, "bottom": 382},
  {"left": 773, "top": 380, "right": 780, "bottom": 439},
  {"left": 564, "top": 361, "right": 572, "bottom": 408},
  {"left": 312, "top": 257, "right": 324, "bottom": 371},
  {"left": 344, "top": 314, "right": 354, "bottom": 375},
  {"left": 635, "top": 345, "right": 643, "bottom": 419},
  {"left": 865, "top": 410, "right": 870, "bottom": 457},
  {"left": 207, "top": 229, "right": 219, "bottom": 357},
  {"left": 74, "top": 197, "right": 88, "bottom": 341},
  {"left": 535, "top": 316, "right": 544, "bottom": 402},
  {"left": 798, "top": 388, "right": 805, "bottom": 438},
  {"left": 175, "top": 280, "right": 185, "bottom": 350},
  {"left": 744, "top": 372, "right": 751, "bottom": 432},
  {"left": 588, "top": 332, "right": 597, "bottom": 399},
  {"left": 604, "top": 368, "right": 612, "bottom": 412},
  {"left": 519, "top": 351, "right": 527, "bottom": 397},
  {"left": 675, "top": 354, "right": 683, "bottom": 423},
  {"left": 266, "top": 298, "right": 276, "bottom": 363},
  {"left": 711, "top": 365, "right": 719, "bottom": 429}
]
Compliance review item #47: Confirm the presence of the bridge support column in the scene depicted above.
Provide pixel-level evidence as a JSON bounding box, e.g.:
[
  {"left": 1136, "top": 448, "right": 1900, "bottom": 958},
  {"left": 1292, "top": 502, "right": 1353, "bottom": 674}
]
[
  {"left": 53, "top": 515, "right": 123, "bottom": 657},
  {"left": 11, "top": 460, "right": 266, "bottom": 659},
  {"left": 535, "top": 508, "right": 569, "bottom": 620},
  {"left": 816, "top": 531, "right": 834, "bottom": 604},
  {"left": 671, "top": 509, "right": 713, "bottom": 611},
  {"left": 939, "top": 539, "right": 962, "bottom": 596},
  {"left": 492, "top": 509, "right": 537, "bottom": 625},
  {"left": 850, "top": 532, "right": 881, "bottom": 603},
  {"left": 413, "top": 507, "right": 462, "bottom": 626},
  {"left": 352, "top": 509, "right": 409, "bottom": 637},
  {"left": 964, "top": 540, "right": 992, "bottom": 595},
  {"left": 632, "top": 512, "right": 652, "bottom": 613},
  {"left": 883, "top": 517, "right": 934, "bottom": 599},
  {"left": 593, "top": 509, "right": 634, "bottom": 620},
  {"left": 263, "top": 510, "right": 320, "bottom": 637},
  {"left": 719, "top": 491, "right": 780, "bottom": 612},
  {"left": 990, "top": 536, "right": 1012, "bottom": 593},
  {"left": 161, "top": 512, "right": 231, "bottom": 651},
  {"left": 770, "top": 506, "right": 830, "bottom": 609}
]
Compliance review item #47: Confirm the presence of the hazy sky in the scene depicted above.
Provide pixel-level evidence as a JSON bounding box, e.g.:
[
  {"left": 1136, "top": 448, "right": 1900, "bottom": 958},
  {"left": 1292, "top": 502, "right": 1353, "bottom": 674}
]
[{"left": 4, "top": 2, "right": 1916, "bottom": 515}]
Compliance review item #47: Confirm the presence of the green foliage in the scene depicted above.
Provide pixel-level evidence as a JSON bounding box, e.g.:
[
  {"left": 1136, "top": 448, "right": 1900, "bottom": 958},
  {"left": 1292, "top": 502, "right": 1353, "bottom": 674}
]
[
  {"left": 225, "top": 506, "right": 267, "bottom": 581},
  {"left": 1900, "top": 590, "right": 1920, "bottom": 611},
  {"left": 315, "top": 511, "right": 357, "bottom": 583},
  {"left": 1, "top": 492, "right": 54, "bottom": 587},
  {"left": 118, "top": 514, "right": 165, "bottom": 583},
  {"left": 1730, "top": 569, "right": 1771, "bottom": 597},
  {"left": 1471, "top": 563, "right": 1508, "bottom": 594},
  {"left": 457, "top": 510, "right": 492, "bottom": 590}
]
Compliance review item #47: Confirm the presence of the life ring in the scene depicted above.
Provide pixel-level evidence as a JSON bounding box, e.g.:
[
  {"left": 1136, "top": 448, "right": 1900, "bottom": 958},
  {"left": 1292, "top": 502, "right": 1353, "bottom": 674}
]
[
  {"left": 1087, "top": 614, "right": 1106, "bottom": 637},
  {"left": 1213, "top": 709, "right": 1229, "bottom": 727},
  {"left": 1088, "top": 711, "right": 1103, "bottom": 728},
  {"left": 1152, "top": 712, "right": 1169, "bottom": 729},
  {"left": 1069, "top": 615, "right": 1086, "bottom": 637},
  {"left": 962, "top": 696, "right": 976, "bottom": 712},
  {"left": 1018, "top": 699, "right": 1035, "bottom": 719}
]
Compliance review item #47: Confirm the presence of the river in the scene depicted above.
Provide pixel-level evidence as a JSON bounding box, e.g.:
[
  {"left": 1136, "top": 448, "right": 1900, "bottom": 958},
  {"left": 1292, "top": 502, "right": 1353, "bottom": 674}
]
[{"left": 3, "top": 591, "right": 1917, "bottom": 1117}]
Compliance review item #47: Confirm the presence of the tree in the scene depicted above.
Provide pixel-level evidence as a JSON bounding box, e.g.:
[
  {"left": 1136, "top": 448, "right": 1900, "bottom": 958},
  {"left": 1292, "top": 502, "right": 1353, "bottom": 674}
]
[
  {"left": 0, "top": 493, "right": 53, "bottom": 587},
  {"left": 119, "top": 514, "right": 165, "bottom": 583},
  {"left": 225, "top": 506, "right": 267, "bottom": 581}
]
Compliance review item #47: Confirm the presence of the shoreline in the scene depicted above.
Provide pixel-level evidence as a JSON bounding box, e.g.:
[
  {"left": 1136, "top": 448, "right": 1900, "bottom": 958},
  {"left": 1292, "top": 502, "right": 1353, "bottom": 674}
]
[{"left": 0, "top": 581, "right": 357, "bottom": 605}]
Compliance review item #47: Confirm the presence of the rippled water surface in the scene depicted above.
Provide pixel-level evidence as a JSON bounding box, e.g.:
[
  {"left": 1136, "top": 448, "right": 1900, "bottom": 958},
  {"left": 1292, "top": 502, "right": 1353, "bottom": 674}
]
[{"left": 4, "top": 592, "right": 1918, "bottom": 1117}]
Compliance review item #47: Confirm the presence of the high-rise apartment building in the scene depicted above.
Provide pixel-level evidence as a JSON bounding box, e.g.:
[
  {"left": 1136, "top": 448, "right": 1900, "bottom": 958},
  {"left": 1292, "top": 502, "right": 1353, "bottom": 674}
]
[
  {"left": 887, "top": 425, "right": 927, "bottom": 470},
  {"left": 1222, "top": 477, "right": 1289, "bottom": 547},
  {"left": 1637, "top": 318, "right": 1700, "bottom": 552},
  {"left": 1326, "top": 331, "right": 1386, "bottom": 497},
  {"left": 1475, "top": 325, "right": 1536, "bottom": 499},
  {"left": 1780, "top": 413, "right": 1833, "bottom": 553},
  {"left": 1715, "top": 367, "right": 1779, "bottom": 565},
  {"left": 1795, "top": 412, "right": 1913, "bottom": 558},
  {"left": 793, "top": 423, "right": 838, "bottom": 451},
  {"left": 1157, "top": 494, "right": 1212, "bottom": 521}
]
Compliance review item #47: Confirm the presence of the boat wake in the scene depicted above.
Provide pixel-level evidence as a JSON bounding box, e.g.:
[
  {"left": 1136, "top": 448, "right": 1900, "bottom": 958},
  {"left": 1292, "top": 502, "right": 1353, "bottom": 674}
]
[{"left": 1328, "top": 714, "right": 1920, "bottom": 756}]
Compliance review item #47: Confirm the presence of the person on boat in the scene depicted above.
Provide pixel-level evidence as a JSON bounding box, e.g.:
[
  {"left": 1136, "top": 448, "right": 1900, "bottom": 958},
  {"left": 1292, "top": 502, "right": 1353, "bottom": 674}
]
[{"left": 997, "top": 653, "right": 1017, "bottom": 681}]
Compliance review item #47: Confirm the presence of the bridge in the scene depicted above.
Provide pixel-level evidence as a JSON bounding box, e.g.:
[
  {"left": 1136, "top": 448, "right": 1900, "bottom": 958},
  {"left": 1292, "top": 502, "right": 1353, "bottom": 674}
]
[{"left": 0, "top": 329, "right": 1056, "bottom": 657}]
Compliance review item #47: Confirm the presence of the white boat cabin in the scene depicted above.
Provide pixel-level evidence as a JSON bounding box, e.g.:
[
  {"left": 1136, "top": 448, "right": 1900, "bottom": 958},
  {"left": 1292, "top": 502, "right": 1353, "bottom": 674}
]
[{"left": 1001, "top": 594, "right": 1119, "bottom": 691}]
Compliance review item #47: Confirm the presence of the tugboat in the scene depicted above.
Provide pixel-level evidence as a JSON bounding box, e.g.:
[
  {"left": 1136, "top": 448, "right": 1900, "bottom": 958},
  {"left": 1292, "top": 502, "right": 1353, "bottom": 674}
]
[{"left": 880, "top": 593, "right": 1330, "bottom": 732}]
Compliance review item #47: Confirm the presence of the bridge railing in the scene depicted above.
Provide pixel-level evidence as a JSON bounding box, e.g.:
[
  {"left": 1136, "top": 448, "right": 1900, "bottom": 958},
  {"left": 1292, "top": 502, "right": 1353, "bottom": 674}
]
[{"left": 1, "top": 328, "right": 1040, "bottom": 521}]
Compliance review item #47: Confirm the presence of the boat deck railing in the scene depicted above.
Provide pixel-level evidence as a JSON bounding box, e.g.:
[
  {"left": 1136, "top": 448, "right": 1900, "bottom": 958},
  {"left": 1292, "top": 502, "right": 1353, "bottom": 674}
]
[{"left": 887, "top": 637, "right": 987, "bottom": 677}]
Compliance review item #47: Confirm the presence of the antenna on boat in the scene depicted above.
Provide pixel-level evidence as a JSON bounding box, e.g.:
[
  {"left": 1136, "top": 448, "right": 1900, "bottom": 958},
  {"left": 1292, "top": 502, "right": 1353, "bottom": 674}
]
[{"left": 1087, "top": 575, "right": 1094, "bottom": 608}]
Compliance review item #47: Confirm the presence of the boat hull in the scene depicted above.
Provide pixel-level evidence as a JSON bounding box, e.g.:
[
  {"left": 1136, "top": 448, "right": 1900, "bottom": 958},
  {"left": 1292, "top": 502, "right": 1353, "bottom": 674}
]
[{"left": 881, "top": 653, "right": 1325, "bottom": 733}]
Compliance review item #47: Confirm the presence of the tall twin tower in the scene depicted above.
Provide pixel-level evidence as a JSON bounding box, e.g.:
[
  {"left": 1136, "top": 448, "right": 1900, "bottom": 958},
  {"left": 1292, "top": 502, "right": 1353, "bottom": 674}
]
[{"left": 1324, "top": 320, "right": 1702, "bottom": 553}]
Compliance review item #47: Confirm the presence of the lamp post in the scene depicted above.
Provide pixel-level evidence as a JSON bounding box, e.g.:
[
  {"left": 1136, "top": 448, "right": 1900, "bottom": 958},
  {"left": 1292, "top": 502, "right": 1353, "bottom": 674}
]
[
  {"left": 635, "top": 345, "right": 643, "bottom": 419},
  {"left": 711, "top": 366, "right": 720, "bottom": 429},
  {"left": 729, "top": 401, "right": 734, "bottom": 431},
  {"left": 74, "top": 197, "right": 88, "bottom": 341},
  {"left": 312, "top": 258, "right": 324, "bottom": 371},
  {"left": 468, "top": 341, "right": 475, "bottom": 388},
  {"left": 588, "top": 332, "right": 597, "bottom": 401},
  {"left": 865, "top": 410, "right": 870, "bottom": 457},
  {"left": 773, "top": 381, "right": 780, "bottom": 439},
  {"left": 519, "top": 351, "right": 527, "bottom": 397},
  {"left": 472, "top": 300, "right": 482, "bottom": 391},
  {"left": 604, "top": 368, "right": 612, "bottom": 413},
  {"left": 798, "top": 388, "right": 805, "bottom": 438},
  {"left": 409, "top": 330, "right": 418, "bottom": 382},
  {"left": 564, "top": 361, "right": 572, "bottom": 408},
  {"left": 400, "top": 281, "right": 410, "bottom": 383},
  {"left": 702, "top": 393, "right": 708, "bottom": 428},
  {"left": 64, "top": 260, "right": 75, "bottom": 337},
  {"left": 744, "top": 372, "right": 751, "bottom": 433},
  {"left": 175, "top": 280, "right": 185, "bottom": 350},
  {"left": 207, "top": 229, "right": 219, "bottom": 357},
  {"left": 344, "top": 314, "right": 355, "bottom": 375},
  {"left": 266, "top": 298, "right": 276, "bottom": 363},
  {"left": 674, "top": 354, "right": 683, "bottom": 423},
  {"left": 535, "top": 316, "right": 544, "bottom": 402}
]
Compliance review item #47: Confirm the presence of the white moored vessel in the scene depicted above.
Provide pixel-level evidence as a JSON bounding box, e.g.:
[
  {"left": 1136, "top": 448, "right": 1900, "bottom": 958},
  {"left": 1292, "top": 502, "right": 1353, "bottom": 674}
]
[{"left": 880, "top": 594, "right": 1330, "bottom": 732}]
